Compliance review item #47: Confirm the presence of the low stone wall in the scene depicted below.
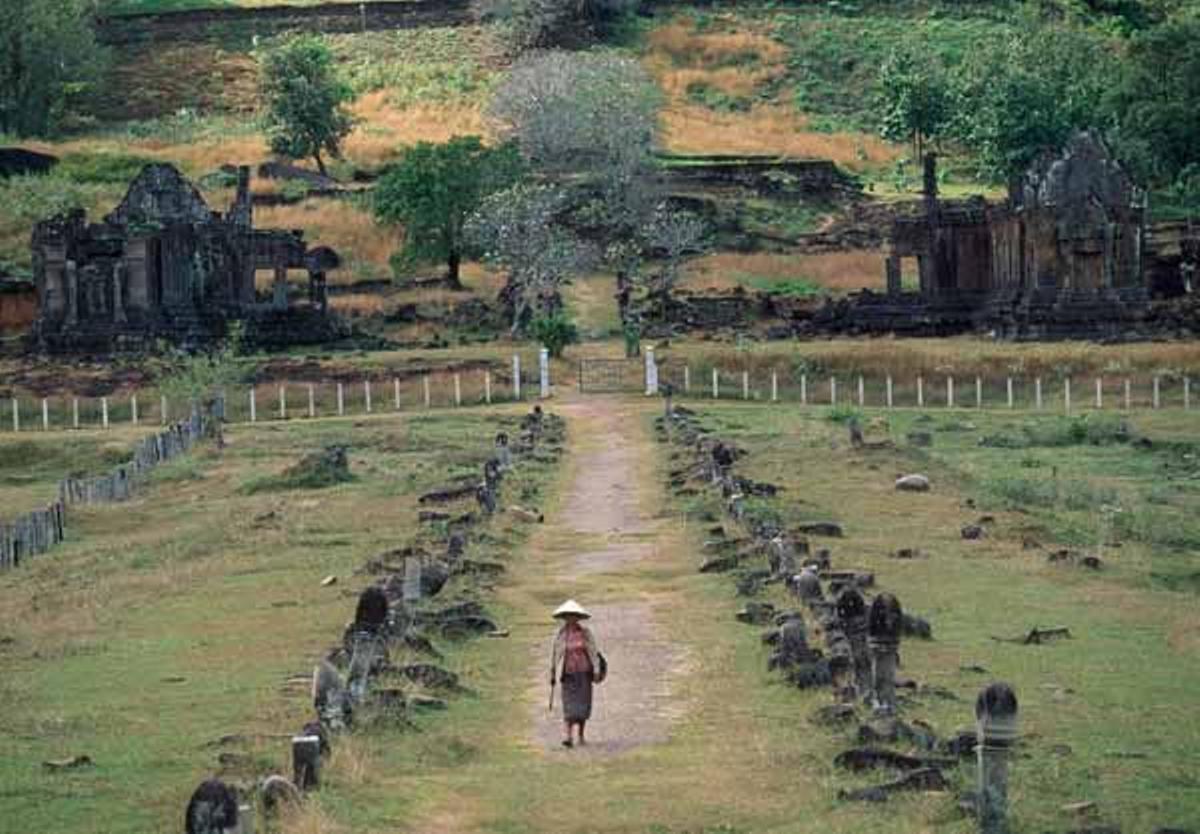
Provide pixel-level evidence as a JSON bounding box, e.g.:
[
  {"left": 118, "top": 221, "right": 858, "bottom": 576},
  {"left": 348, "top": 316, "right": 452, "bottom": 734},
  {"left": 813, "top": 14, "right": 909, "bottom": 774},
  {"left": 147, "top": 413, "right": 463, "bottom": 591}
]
[
  {"left": 96, "top": 0, "right": 473, "bottom": 45},
  {"left": 0, "top": 409, "right": 212, "bottom": 570}
]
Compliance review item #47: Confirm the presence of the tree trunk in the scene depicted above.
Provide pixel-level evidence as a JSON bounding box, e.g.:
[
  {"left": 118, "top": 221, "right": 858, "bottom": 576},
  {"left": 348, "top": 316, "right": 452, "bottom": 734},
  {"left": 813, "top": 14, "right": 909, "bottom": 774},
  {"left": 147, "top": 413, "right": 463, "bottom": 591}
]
[
  {"left": 314, "top": 150, "right": 327, "bottom": 177},
  {"left": 446, "top": 251, "right": 465, "bottom": 291}
]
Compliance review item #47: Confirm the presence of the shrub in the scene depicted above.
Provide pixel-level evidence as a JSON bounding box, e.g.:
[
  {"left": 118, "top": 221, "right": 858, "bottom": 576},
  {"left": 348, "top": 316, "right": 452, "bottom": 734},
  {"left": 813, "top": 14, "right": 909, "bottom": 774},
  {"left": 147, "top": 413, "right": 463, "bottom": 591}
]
[{"left": 530, "top": 312, "right": 579, "bottom": 359}]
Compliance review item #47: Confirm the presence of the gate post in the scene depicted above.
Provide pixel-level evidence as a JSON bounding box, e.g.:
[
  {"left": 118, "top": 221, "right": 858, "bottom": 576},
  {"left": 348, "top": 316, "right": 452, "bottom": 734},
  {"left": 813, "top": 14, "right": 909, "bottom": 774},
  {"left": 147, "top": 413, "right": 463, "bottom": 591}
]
[
  {"left": 644, "top": 348, "right": 659, "bottom": 396},
  {"left": 539, "top": 347, "right": 550, "bottom": 399}
]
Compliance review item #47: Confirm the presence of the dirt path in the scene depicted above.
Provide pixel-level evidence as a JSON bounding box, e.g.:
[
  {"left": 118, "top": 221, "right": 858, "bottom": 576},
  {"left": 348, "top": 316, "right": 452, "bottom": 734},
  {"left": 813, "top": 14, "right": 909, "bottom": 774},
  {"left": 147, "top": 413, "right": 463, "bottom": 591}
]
[{"left": 528, "top": 398, "right": 688, "bottom": 755}]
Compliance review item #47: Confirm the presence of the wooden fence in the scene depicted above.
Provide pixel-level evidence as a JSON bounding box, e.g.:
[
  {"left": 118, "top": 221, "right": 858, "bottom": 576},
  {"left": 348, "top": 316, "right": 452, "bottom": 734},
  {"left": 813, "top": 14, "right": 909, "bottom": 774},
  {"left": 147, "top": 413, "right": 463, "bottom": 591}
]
[{"left": 0, "top": 409, "right": 212, "bottom": 571}]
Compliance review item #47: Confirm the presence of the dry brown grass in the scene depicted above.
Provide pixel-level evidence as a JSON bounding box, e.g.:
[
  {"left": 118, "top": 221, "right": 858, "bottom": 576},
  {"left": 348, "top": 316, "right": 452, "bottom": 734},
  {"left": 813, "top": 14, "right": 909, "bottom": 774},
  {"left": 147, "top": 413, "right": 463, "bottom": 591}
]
[
  {"left": 643, "top": 16, "right": 899, "bottom": 168},
  {"left": 344, "top": 92, "right": 487, "bottom": 168},
  {"left": 682, "top": 251, "right": 884, "bottom": 293},
  {"left": 257, "top": 199, "right": 400, "bottom": 281},
  {"left": 660, "top": 104, "right": 897, "bottom": 167}
]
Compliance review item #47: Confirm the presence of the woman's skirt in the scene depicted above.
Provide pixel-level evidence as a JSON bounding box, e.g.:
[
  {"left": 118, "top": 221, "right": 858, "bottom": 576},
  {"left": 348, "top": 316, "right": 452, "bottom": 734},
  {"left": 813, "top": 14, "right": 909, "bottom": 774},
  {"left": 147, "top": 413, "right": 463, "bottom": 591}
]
[{"left": 560, "top": 671, "right": 593, "bottom": 723}]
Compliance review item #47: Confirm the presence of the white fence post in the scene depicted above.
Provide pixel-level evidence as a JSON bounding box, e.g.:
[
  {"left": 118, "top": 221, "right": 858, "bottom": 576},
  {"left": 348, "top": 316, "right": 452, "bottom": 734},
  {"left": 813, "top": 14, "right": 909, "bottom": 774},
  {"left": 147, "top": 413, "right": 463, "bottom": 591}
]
[
  {"left": 947, "top": 376, "right": 955, "bottom": 408},
  {"left": 512, "top": 355, "right": 521, "bottom": 400},
  {"left": 74, "top": 398, "right": 81, "bottom": 429},
  {"left": 886, "top": 375, "right": 893, "bottom": 409},
  {"left": 975, "top": 376, "right": 982, "bottom": 409},
  {"left": 644, "top": 348, "right": 658, "bottom": 396},
  {"left": 1006, "top": 377, "right": 1014, "bottom": 409},
  {"left": 101, "top": 397, "right": 109, "bottom": 429},
  {"left": 279, "top": 385, "right": 286, "bottom": 420},
  {"left": 771, "top": 371, "right": 778, "bottom": 403},
  {"left": 337, "top": 382, "right": 345, "bottom": 416},
  {"left": 10, "top": 398, "right": 17, "bottom": 432},
  {"left": 484, "top": 371, "right": 492, "bottom": 405},
  {"left": 1095, "top": 378, "right": 1103, "bottom": 409},
  {"left": 161, "top": 394, "right": 168, "bottom": 425},
  {"left": 41, "top": 398, "right": 49, "bottom": 431},
  {"left": 1124, "top": 378, "right": 1131, "bottom": 410},
  {"left": 830, "top": 376, "right": 837, "bottom": 406},
  {"left": 1035, "top": 378, "right": 1043, "bottom": 410},
  {"left": 742, "top": 370, "right": 749, "bottom": 401},
  {"left": 250, "top": 388, "right": 257, "bottom": 423},
  {"left": 539, "top": 347, "right": 550, "bottom": 399},
  {"left": 454, "top": 374, "right": 462, "bottom": 406},
  {"left": 800, "top": 374, "right": 807, "bottom": 405},
  {"left": 365, "top": 380, "right": 372, "bottom": 414},
  {"left": 424, "top": 376, "right": 432, "bottom": 408},
  {"left": 1186, "top": 378, "right": 1192, "bottom": 411},
  {"left": 917, "top": 376, "right": 924, "bottom": 408},
  {"left": 1064, "top": 377, "right": 1072, "bottom": 414},
  {"left": 684, "top": 366, "right": 691, "bottom": 394},
  {"left": 308, "top": 384, "right": 316, "bottom": 418},
  {"left": 712, "top": 368, "right": 719, "bottom": 399},
  {"left": 857, "top": 375, "right": 865, "bottom": 407},
  {"left": 1153, "top": 376, "right": 1161, "bottom": 409},
  {"left": 131, "top": 395, "right": 139, "bottom": 425},
  {"left": 394, "top": 378, "right": 401, "bottom": 410}
]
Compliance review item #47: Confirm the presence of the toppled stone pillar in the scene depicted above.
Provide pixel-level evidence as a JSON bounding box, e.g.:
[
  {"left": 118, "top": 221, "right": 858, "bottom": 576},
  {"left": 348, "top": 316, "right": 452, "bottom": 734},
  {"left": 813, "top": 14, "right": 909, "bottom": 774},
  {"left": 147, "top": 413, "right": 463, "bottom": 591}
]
[
  {"left": 793, "top": 566, "right": 823, "bottom": 605},
  {"left": 494, "top": 432, "right": 512, "bottom": 470},
  {"left": 645, "top": 347, "right": 659, "bottom": 396},
  {"left": 976, "top": 683, "right": 1019, "bottom": 834},
  {"left": 867, "top": 593, "right": 903, "bottom": 714}
]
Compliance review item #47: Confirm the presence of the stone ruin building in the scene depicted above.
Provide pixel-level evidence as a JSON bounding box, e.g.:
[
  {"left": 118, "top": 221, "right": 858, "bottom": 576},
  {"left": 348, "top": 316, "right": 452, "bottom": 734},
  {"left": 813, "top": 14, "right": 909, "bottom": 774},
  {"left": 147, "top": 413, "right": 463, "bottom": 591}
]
[
  {"left": 860, "top": 131, "right": 1183, "bottom": 340},
  {"left": 31, "top": 163, "right": 342, "bottom": 352}
]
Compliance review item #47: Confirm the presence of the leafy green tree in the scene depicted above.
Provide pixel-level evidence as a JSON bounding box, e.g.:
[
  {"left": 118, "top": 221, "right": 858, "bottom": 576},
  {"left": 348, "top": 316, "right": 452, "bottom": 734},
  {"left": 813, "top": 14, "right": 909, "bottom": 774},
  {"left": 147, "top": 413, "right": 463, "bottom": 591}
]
[
  {"left": 0, "top": 0, "right": 108, "bottom": 137},
  {"left": 1109, "top": 13, "right": 1200, "bottom": 187},
  {"left": 258, "top": 36, "right": 355, "bottom": 176},
  {"left": 947, "top": 23, "right": 1117, "bottom": 177},
  {"left": 876, "top": 45, "right": 950, "bottom": 164},
  {"left": 529, "top": 312, "right": 579, "bottom": 358},
  {"left": 373, "top": 137, "right": 526, "bottom": 289}
]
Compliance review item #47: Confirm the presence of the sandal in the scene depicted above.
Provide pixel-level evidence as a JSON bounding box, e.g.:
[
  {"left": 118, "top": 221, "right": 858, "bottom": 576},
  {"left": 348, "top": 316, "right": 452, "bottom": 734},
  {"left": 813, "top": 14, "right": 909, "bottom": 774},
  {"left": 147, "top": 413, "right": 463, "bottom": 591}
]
[{"left": 561, "top": 739, "right": 573, "bottom": 749}]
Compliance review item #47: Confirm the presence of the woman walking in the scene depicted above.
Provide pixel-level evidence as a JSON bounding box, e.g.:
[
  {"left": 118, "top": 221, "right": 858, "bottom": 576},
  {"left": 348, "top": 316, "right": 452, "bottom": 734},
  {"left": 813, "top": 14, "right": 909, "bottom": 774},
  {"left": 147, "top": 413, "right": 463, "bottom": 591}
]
[{"left": 549, "top": 599, "right": 603, "bottom": 748}]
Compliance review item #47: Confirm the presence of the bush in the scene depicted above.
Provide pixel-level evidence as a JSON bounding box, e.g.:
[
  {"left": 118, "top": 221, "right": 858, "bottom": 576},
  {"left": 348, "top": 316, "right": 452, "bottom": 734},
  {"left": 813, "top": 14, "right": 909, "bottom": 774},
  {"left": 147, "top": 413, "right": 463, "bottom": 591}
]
[{"left": 530, "top": 312, "right": 579, "bottom": 359}]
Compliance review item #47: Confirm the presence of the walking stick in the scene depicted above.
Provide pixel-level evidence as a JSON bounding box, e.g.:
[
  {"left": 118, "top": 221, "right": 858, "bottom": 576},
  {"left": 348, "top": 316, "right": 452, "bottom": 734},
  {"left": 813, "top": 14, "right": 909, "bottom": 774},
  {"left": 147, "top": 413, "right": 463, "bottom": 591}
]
[{"left": 548, "top": 680, "right": 556, "bottom": 712}]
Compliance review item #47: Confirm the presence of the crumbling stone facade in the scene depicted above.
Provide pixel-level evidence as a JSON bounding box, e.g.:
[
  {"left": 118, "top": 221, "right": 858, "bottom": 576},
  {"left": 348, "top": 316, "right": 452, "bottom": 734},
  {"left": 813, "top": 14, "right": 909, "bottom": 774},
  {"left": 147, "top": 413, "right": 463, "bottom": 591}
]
[
  {"left": 881, "top": 132, "right": 1152, "bottom": 340},
  {"left": 32, "top": 163, "right": 339, "bottom": 352}
]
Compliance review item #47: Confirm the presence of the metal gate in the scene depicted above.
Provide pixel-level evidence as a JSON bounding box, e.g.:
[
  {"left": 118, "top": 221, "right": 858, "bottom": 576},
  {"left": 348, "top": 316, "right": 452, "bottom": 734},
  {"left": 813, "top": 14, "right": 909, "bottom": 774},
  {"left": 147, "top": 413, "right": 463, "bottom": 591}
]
[{"left": 578, "top": 358, "right": 644, "bottom": 393}]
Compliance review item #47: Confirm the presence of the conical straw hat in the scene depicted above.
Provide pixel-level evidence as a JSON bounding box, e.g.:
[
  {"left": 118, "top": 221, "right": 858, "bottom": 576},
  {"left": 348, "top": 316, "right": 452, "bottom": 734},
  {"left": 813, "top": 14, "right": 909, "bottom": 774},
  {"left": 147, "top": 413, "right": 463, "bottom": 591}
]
[{"left": 553, "top": 599, "right": 591, "bottom": 620}]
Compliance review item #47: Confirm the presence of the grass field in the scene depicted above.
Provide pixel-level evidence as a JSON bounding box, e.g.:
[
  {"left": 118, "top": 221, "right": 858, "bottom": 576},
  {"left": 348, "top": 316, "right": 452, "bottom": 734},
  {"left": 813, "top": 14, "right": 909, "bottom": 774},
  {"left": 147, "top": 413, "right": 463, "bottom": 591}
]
[
  {"left": 0, "top": 405, "right": 561, "bottom": 833},
  {"left": 664, "top": 402, "right": 1200, "bottom": 832}
]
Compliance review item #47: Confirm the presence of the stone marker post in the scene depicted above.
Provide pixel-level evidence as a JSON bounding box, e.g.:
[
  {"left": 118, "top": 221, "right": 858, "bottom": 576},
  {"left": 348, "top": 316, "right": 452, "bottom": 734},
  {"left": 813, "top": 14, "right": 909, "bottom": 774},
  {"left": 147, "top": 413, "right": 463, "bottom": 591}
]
[
  {"left": 308, "top": 384, "right": 316, "bottom": 418},
  {"left": 1153, "top": 375, "right": 1161, "bottom": 409},
  {"left": 886, "top": 375, "right": 894, "bottom": 408},
  {"left": 101, "top": 397, "right": 109, "bottom": 429},
  {"left": 867, "top": 594, "right": 902, "bottom": 714},
  {"left": 454, "top": 374, "right": 462, "bottom": 406},
  {"left": 1095, "top": 378, "right": 1103, "bottom": 409},
  {"left": 539, "top": 347, "right": 550, "bottom": 399},
  {"left": 337, "top": 382, "right": 345, "bottom": 416},
  {"left": 801, "top": 374, "right": 808, "bottom": 405},
  {"left": 837, "top": 588, "right": 871, "bottom": 701},
  {"left": 1006, "top": 377, "right": 1013, "bottom": 409},
  {"left": 403, "top": 556, "right": 422, "bottom": 604},
  {"left": 365, "top": 380, "right": 372, "bottom": 413},
  {"left": 644, "top": 347, "right": 659, "bottom": 396},
  {"left": 742, "top": 370, "right": 749, "bottom": 401},
  {"left": 712, "top": 368, "right": 719, "bottom": 399},
  {"left": 74, "top": 398, "right": 81, "bottom": 429},
  {"left": 830, "top": 376, "right": 837, "bottom": 406},
  {"left": 185, "top": 779, "right": 240, "bottom": 834},
  {"left": 42, "top": 398, "right": 49, "bottom": 431},
  {"left": 484, "top": 371, "right": 492, "bottom": 404},
  {"left": 394, "top": 378, "right": 401, "bottom": 410},
  {"left": 917, "top": 376, "right": 924, "bottom": 407},
  {"left": 513, "top": 355, "right": 521, "bottom": 400},
  {"left": 292, "top": 734, "right": 322, "bottom": 791},
  {"left": 976, "top": 682, "right": 1019, "bottom": 834},
  {"left": 160, "top": 394, "right": 167, "bottom": 425},
  {"left": 131, "top": 395, "right": 138, "bottom": 425},
  {"left": 249, "top": 388, "right": 257, "bottom": 423},
  {"left": 772, "top": 371, "right": 779, "bottom": 402}
]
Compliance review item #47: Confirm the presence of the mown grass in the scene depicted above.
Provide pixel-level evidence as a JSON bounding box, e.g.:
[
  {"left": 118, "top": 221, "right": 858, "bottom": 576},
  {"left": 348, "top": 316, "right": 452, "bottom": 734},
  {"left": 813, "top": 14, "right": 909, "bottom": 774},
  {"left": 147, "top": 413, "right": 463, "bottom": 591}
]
[
  {"left": 0, "top": 405, "right": 557, "bottom": 833},
  {"left": 671, "top": 402, "right": 1200, "bottom": 832}
]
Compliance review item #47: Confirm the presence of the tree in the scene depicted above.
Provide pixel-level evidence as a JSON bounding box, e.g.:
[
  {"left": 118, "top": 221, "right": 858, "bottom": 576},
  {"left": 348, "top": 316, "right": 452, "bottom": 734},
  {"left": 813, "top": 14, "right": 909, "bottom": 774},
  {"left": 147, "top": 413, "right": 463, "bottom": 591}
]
[
  {"left": 259, "top": 36, "right": 355, "bottom": 176},
  {"left": 373, "top": 137, "right": 525, "bottom": 289},
  {"left": 0, "top": 0, "right": 108, "bottom": 137},
  {"left": 486, "top": 51, "right": 660, "bottom": 183},
  {"left": 465, "top": 184, "right": 597, "bottom": 333},
  {"left": 473, "top": 0, "right": 639, "bottom": 53},
  {"left": 1108, "top": 13, "right": 1200, "bottom": 187},
  {"left": 876, "top": 45, "right": 950, "bottom": 164},
  {"left": 640, "top": 204, "right": 708, "bottom": 322},
  {"left": 947, "top": 23, "right": 1117, "bottom": 178}
]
